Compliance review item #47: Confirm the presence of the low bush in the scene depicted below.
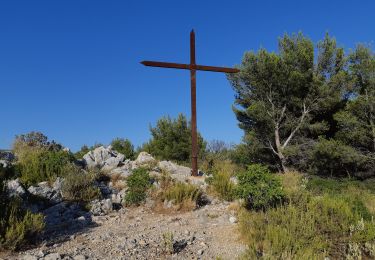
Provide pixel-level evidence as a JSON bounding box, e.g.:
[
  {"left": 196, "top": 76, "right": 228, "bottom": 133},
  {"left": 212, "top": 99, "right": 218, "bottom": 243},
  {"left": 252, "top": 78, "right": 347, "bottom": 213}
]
[
  {"left": 207, "top": 171, "right": 236, "bottom": 201},
  {"left": 17, "top": 149, "right": 74, "bottom": 186},
  {"left": 124, "top": 168, "right": 151, "bottom": 206},
  {"left": 142, "top": 114, "right": 206, "bottom": 163},
  {"left": 111, "top": 138, "right": 135, "bottom": 160},
  {"left": 309, "top": 138, "right": 366, "bottom": 178},
  {"left": 61, "top": 165, "right": 101, "bottom": 202},
  {"left": 236, "top": 164, "right": 285, "bottom": 210},
  {"left": 162, "top": 182, "right": 203, "bottom": 210},
  {"left": 239, "top": 192, "right": 375, "bottom": 259},
  {"left": 0, "top": 179, "right": 45, "bottom": 251}
]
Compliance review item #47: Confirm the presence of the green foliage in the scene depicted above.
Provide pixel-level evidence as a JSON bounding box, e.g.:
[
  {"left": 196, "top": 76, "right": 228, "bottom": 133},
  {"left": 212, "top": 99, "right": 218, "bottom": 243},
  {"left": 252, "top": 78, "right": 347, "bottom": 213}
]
[
  {"left": 124, "top": 168, "right": 151, "bottom": 206},
  {"left": 236, "top": 164, "right": 285, "bottom": 210},
  {"left": 143, "top": 114, "right": 206, "bottom": 163},
  {"left": 239, "top": 174, "right": 375, "bottom": 259},
  {"left": 309, "top": 138, "right": 366, "bottom": 177},
  {"left": 110, "top": 138, "right": 135, "bottom": 160},
  {"left": 17, "top": 149, "right": 74, "bottom": 186},
  {"left": 229, "top": 33, "right": 345, "bottom": 172},
  {"left": 61, "top": 165, "right": 101, "bottom": 202},
  {"left": 0, "top": 179, "right": 44, "bottom": 251},
  {"left": 13, "top": 131, "right": 62, "bottom": 153},
  {"left": 11, "top": 131, "right": 75, "bottom": 186}
]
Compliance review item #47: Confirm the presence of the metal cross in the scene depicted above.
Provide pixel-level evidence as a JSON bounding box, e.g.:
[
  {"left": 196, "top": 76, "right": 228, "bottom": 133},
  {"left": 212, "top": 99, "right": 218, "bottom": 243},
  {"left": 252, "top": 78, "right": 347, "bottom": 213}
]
[{"left": 141, "top": 30, "right": 239, "bottom": 176}]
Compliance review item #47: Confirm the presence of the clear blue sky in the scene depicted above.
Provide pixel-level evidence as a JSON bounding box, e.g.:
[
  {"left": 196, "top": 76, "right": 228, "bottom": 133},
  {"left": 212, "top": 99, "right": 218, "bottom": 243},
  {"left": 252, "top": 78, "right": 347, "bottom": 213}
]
[{"left": 1, "top": 0, "right": 374, "bottom": 151}]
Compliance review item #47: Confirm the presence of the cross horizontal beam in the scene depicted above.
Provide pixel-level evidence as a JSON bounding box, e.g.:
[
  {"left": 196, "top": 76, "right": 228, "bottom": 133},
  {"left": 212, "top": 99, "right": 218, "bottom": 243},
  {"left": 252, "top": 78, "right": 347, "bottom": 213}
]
[{"left": 141, "top": 61, "right": 240, "bottom": 73}]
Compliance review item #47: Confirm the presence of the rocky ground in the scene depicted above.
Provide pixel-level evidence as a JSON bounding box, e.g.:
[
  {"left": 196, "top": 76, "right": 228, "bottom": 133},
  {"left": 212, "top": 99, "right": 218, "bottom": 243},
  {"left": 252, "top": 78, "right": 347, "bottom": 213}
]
[
  {"left": 1, "top": 146, "right": 246, "bottom": 260},
  {"left": 3, "top": 201, "right": 245, "bottom": 260}
]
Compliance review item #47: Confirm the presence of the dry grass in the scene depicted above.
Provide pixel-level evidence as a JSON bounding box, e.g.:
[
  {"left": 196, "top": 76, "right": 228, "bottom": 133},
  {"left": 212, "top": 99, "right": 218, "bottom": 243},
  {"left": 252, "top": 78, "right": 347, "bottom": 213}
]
[
  {"left": 110, "top": 173, "right": 127, "bottom": 190},
  {"left": 238, "top": 171, "right": 375, "bottom": 259}
]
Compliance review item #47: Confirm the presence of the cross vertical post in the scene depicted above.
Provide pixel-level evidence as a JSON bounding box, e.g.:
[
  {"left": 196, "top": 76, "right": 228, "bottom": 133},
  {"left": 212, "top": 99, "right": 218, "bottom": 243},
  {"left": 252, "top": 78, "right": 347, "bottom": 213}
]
[
  {"left": 190, "top": 30, "right": 198, "bottom": 177},
  {"left": 140, "top": 30, "right": 239, "bottom": 176}
]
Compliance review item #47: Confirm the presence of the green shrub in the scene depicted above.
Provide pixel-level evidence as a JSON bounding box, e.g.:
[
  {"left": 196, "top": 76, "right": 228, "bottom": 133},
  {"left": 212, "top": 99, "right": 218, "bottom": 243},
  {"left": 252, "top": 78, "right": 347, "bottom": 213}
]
[
  {"left": 18, "top": 149, "right": 74, "bottom": 186},
  {"left": 306, "top": 176, "right": 375, "bottom": 221},
  {"left": 61, "top": 165, "right": 101, "bottom": 202},
  {"left": 162, "top": 182, "right": 203, "bottom": 210},
  {"left": 111, "top": 138, "right": 135, "bottom": 160},
  {"left": 143, "top": 114, "right": 206, "bottom": 163},
  {"left": 239, "top": 192, "right": 375, "bottom": 259},
  {"left": 124, "top": 168, "right": 151, "bottom": 206},
  {"left": 236, "top": 164, "right": 285, "bottom": 210},
  {"left": 0, "top": 180, "right": 44, "bottom": 251},
  {"left": 309, "top": 138, "right": 366, "bottom": 178}
]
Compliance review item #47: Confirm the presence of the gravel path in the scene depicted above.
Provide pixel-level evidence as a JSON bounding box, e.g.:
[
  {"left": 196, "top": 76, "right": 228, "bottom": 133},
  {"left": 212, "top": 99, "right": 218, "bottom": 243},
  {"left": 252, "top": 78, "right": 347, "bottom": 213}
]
[{"left": 9, "top": 202, "right": 246, "bottom": 260}]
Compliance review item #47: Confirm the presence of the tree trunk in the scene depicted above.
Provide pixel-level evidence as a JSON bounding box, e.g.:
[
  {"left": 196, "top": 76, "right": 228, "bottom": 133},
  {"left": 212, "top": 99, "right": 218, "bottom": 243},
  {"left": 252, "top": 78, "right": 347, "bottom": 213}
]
[{"left": 274, "top": 127, "right": 289, "bottom": 173}]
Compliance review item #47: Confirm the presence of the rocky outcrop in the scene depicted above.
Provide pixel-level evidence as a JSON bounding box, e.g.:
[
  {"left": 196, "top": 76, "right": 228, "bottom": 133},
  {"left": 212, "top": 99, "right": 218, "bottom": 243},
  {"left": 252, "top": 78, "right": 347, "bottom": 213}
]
[
  {"left": 109, "top": 160, "right": 133, "bottom": 177},
  {"left": 158, "top": 161, "right": 191, "bottom": 176},
  {"left": 0, "top": 151, "right": 14, "bottom": 168},
  {"left": 28, "top": 178, "right": 64, "bottom": 205},
  {"left": 157, "top": 160, "right": 191, "bottom": 182},
  {"left": 42, "top": 202, "right": 92, "bottom": 228},
  {"left": 90, "top": 199, "right": 113, "bottom": 216},
  {"left": 133, "top": 152, "right": 156, "bottom": 168},
  {"left": 83, "top": 146, "right": 126, "bottom": 170},
  {"left": 81, "top": 147, "right": 203, "bottom": 184},
  {"left": 6, "top": 178, "right": 27, "bottom": 198}
]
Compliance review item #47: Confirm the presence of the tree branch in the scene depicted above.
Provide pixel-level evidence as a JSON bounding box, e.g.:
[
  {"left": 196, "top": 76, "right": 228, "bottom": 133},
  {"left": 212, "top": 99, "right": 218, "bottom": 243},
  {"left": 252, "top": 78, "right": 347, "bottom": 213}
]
[
  {"left": 268, "top": 140, "right": 278, "bottom": 156},
  {"left": 282, "top": 103, "right": 308, "bottom": 149}
]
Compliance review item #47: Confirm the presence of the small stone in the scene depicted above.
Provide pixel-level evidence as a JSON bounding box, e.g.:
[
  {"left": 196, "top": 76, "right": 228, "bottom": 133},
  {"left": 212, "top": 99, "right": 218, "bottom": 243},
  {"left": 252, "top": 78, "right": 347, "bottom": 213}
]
[
  {"left": 138, "top": 240, "right": 147, "bottom": 246},
  {"left": 197, "top": 249, "right": 204, "bottom": 255},
  {"left": 77, "top": 216, "right": 86, "bottom": 222},
  {"left": 44, "top": 253, "right": 62, "bottom": 260},
  {"left": 229, "top": 216, "right": 238, "bottom": 224},
  {"left": 22, "top": 255, "right": 38, "bottom": 260},
  {"left": 73, "top": 255, "right": 87, "bottom": 260},
  {"left": 37, "top": 250, "right": 46, "bottom": 257}
]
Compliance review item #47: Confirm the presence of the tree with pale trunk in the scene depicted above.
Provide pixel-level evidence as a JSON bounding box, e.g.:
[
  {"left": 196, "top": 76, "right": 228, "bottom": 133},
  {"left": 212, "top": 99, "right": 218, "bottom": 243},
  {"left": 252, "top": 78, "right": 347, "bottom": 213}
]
[{"left": 229, "top": 33, "right": 346, "bottom": 172}]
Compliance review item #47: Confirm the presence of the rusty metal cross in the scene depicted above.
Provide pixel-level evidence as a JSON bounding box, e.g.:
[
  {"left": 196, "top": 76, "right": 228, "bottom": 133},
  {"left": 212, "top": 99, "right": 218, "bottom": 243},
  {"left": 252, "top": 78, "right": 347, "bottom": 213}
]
[{"left": 141, "top": 30, "right": 239, "bottom": 176}]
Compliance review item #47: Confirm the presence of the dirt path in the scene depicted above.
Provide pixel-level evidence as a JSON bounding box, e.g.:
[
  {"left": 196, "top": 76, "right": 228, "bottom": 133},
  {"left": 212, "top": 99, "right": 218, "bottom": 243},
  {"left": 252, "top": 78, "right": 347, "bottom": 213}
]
[{"left": 12, "top": 202, "right": 246, "bottom": 260}]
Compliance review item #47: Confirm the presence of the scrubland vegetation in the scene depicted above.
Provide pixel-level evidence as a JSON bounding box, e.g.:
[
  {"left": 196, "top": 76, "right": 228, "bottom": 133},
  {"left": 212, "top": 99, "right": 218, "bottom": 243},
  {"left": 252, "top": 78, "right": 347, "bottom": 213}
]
[
  {"left": 0, "top": 166, "right": 45, "bottom": 251},
  {"left": 1, "top": 31, "right": 375, "bottom": 259}
]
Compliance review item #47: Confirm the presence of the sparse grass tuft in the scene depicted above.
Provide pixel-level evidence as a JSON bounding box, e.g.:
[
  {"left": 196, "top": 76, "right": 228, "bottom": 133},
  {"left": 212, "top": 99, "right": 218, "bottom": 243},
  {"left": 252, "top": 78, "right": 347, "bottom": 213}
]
[
  {"left": 162, "top": 231, "right": 174, "bottom": 254},
  {"left": 207, "top": 171, "right": 236, "bottom": 201},
  {"left": 162, "top": 182, "right": 203, "bottom": 211}
]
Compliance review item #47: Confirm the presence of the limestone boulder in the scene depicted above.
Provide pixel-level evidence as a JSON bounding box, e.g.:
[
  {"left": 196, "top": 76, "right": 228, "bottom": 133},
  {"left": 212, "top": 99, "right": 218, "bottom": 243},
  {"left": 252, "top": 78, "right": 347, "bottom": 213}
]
[
  {"left": 6, "top": 178, "right": 27, "bottom": 198},
  {"left": 27, "top": 178, "right": 63, "bottom": 204},
  {"left": 83, "top": 146, "right": 126, "bottom": 171},
  {"left": 133, "top": 152, "right": 156, "bottom": 168}
]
